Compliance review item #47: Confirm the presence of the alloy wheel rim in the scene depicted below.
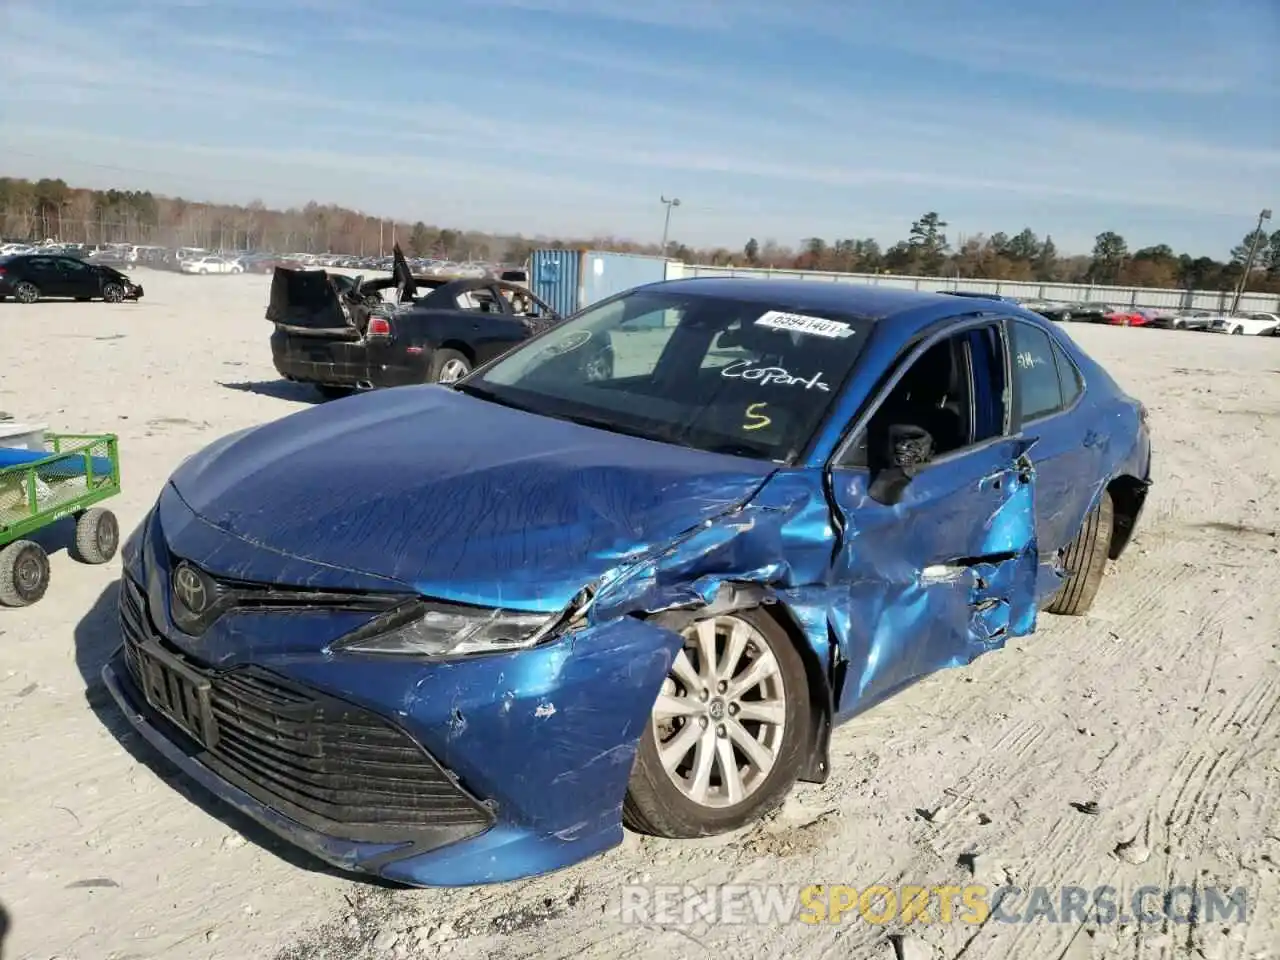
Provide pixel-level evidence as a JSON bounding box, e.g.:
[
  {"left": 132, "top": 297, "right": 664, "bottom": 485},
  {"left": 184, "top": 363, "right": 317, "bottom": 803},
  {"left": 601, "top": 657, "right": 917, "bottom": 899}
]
[
  {"left": 652, "top": 616, "right": 786, "bottom": 808},
  {"left": 438, "top": 359, "right": 469, "bottom": 382}
]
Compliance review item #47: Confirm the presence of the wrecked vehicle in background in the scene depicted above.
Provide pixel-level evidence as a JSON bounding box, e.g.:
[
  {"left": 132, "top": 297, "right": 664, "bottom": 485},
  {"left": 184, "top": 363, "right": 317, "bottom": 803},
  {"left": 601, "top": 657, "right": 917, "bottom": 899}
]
[
  {"left": 267, "top": 245, "right": 592, "bottom": 399},
  {"left": 102, "top": 278, "right": 1151, "bottom": 886}
]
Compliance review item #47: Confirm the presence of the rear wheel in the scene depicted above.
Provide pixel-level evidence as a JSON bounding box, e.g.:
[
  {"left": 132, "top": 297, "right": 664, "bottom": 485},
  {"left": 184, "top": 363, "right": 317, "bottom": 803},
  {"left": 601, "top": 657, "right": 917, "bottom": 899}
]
[
  {"left": 0, "top": 540, "right": 50, "bottom": 607},
  {"left": 72, "top": 508, "right": 119, "bottom": 564},
  {"left": 623, "top": 609, "right": 810, "bottom": 838},
  {"left": 1045, "top": 492, "right": 1114, "bottom": 616},
  {"left": 429, "top": 348, "right": 472, "bottom": 383},
  {"left": 13, "top": 281, "right": 39, "bottom": 304},
  {"left": 1231, "top": 327, "right": 1244, "bottom": 335}
]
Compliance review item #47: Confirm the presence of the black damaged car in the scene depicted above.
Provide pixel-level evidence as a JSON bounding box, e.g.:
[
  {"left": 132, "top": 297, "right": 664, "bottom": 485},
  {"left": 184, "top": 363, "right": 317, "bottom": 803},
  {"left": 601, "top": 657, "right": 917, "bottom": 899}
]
[
  {"left": 0, "top": 253, "right": 144, "bottom": 303},
  {"left": 267, "top": 248, "right": 612, "bottom": 399}
]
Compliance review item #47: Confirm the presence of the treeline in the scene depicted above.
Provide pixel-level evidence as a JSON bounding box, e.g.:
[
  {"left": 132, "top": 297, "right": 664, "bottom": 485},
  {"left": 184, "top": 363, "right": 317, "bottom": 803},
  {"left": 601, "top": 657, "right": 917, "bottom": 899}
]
[{"left": 2, "top": 176, "right": 1276, "bottom": 292}]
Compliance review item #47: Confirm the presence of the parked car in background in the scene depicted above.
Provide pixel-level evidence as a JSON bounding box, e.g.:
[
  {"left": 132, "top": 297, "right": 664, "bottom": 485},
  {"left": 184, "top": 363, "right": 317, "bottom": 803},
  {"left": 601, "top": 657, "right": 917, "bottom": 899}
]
[
  {"left": 1097, "top": 306, "right": 1147, "bottom": 326},
  {"left": 1209, "top": 312, "right": 1280, "bottom": 336},
  {"left": 0, "top": 253, "right": 144, "bottom": 303},
  {"left": 104, "top": 279, "right": 1150, "bottom": 887},
  {"left": 267, "top": 254, "right": 582, "bottom": 399},
  {"left": 1145, "top": 310, "right": 1215, "bottom": 331},
  {"left": 180, "top": 256, "right": 244, "bottom": 275}
]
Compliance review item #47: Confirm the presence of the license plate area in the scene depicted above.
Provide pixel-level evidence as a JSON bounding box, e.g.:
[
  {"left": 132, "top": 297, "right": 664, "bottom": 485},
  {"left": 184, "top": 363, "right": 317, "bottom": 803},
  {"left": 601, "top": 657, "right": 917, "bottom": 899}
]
[{"left": 135, "top": 640, "right": 220, "bottom": 749}]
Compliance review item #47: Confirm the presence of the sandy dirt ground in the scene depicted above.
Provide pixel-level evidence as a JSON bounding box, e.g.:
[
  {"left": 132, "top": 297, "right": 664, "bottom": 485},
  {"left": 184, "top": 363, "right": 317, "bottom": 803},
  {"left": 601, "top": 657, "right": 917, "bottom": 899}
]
[{"left": 1, "top": 268, "right": 1278, "bottom": 960}]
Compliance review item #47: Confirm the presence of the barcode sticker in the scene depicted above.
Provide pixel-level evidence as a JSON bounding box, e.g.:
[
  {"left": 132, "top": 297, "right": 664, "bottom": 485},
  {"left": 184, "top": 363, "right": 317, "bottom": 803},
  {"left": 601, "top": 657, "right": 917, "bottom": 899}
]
[{"left": 754, "top": 310, "right": 854, "bottom": 339}]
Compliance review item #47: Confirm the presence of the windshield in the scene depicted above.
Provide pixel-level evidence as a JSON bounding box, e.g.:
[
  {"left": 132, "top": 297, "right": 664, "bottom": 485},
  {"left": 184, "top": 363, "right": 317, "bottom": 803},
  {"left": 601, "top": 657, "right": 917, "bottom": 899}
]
[{"left": 463, "top": 288, "right": 874, "bottom": 462}]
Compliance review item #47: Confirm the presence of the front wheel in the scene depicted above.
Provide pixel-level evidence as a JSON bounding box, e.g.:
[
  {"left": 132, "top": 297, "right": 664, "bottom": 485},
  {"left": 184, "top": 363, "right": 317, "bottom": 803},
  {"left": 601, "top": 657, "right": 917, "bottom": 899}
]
[
  {"left": 1231, "top": 327, "right": 1244, "bottom": 335},
  {"left": 429, "top": 348, "right": 472, "bottom": 383},
  {"left": 623, "top": 609, "right": 811, "bottom": 838},
  {"left": 102, "top": 282, "right": 125, "bottom": 303},
  {"left": 0, "top": 540, "right": 50, "bottom": 606},
  {"left": 1045, "top": 492, "right": 1114, "bottom": 616}
]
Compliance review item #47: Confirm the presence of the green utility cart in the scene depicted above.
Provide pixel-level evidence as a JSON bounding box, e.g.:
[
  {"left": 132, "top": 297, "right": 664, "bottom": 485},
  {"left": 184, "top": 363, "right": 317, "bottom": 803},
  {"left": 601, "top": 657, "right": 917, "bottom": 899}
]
[{"left": 0, "top": 433, "right": 122, "bottom": 607}]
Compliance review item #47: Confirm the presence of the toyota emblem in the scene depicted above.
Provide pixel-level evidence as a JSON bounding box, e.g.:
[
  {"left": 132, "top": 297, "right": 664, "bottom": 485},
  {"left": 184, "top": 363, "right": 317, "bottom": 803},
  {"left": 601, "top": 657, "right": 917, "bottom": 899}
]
[{"left": 172, "top": 563, "right": 209, "bottom": 616}]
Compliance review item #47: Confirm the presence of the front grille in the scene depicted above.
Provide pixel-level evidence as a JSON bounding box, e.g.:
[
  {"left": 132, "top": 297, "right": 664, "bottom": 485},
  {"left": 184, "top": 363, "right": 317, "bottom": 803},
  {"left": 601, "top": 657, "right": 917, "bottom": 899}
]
[{"left": 117, "top": 575, "right": 494, "bottom": 846}]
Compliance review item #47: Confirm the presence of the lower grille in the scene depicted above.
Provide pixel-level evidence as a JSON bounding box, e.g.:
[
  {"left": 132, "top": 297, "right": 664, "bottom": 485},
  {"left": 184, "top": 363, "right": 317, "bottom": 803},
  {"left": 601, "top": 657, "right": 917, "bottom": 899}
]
[{"left": 117, "top": 575, "right": 494, "bottom": 846}]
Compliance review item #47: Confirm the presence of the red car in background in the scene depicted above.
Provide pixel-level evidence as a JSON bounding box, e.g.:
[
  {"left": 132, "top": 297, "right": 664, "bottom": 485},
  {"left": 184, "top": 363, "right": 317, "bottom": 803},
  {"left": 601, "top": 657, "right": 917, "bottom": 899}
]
[{"left": 1100, "top": 307, "right": 1148, "bottom": 326}]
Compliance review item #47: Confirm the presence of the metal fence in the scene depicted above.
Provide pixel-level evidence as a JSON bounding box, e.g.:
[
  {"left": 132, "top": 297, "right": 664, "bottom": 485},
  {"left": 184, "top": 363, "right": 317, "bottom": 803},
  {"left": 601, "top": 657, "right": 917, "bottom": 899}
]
[{"left": 677, "top": 264, "right": 1280, "bottom": 313}]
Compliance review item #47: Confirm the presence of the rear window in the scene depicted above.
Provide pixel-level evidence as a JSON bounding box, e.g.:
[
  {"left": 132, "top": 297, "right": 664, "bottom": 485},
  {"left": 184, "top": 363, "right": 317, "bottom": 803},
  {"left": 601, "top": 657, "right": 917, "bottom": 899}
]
[{"left": 470, "top": 289, "right": 874, "bottom": 462}]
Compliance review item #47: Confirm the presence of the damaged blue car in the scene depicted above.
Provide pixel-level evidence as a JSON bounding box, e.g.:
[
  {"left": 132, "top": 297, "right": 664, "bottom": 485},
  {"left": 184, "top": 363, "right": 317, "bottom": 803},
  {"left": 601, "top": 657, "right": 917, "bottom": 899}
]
[{"left": 103, "top": 277, "right": 1151, "bottom": 886}]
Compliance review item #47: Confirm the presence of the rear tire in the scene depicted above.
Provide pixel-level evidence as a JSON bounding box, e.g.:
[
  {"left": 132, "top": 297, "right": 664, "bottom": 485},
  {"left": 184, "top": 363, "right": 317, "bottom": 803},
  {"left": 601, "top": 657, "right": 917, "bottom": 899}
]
[
  {"left": 72, "top": 508, "right": 119, "bottom": 564},
  {"left": 1231, "top": 327, "right": 1243, "bottom": 335},
  {"left": 623, "top": 608, "right": 811, "bottom": 838},
  {"left": 1045, "top": 492, "right": 1114, "bottom": 616},
  {"left": 13, "top": 281, "right": 39, "bottom": 304},
  {"left": 0, "top": 540, "right": 50, "bottom": 607},
  {"left": 429, "top": 348, "right": 472, "bottom": 383}
]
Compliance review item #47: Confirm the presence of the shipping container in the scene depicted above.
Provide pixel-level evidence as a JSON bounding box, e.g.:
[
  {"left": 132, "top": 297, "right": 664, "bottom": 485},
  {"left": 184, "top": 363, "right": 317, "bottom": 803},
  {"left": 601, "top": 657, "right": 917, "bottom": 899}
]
[
  {"left": 530, "top": 249, "right": 671, "bottom": 317},
  {"left": 581, "top": 251, "right": 668, "bottom": 307},
  {"left": 529, "top": 249, "right": 581, "bottom": 318}
]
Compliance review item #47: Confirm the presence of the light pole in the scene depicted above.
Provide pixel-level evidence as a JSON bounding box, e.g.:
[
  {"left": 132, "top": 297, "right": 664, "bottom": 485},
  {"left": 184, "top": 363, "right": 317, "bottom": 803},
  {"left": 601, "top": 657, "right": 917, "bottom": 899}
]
[
  {"left": 1230, "top": 207, "right": 1272, "bottom": 314},
  {"left": 660, "top": 196, "right": 681, "bottom": 257}
]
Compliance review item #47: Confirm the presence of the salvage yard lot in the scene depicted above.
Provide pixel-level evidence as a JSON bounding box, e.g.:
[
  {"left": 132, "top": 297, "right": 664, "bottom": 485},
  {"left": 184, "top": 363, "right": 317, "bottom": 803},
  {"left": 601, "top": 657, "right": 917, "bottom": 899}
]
[{"left": 1, "top": 268, "right": 1277, "bottom": 960}]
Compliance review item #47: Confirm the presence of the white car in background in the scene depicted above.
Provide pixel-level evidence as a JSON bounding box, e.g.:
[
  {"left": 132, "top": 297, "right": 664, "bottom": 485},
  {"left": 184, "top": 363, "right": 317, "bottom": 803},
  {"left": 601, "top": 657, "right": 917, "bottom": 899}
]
[
  {"left": 1209, "top": 312, "right": 1280, "bottom": 336},
  {"left": 180, "top": 255, "right": 244, "bottom": 275}
]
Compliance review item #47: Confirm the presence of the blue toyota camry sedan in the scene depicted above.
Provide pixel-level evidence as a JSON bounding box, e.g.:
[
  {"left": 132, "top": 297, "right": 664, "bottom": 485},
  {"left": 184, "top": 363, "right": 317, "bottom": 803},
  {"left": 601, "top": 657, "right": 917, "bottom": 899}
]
[{"left": 103, "top": 278, "right": 1151, "bottom": 886}]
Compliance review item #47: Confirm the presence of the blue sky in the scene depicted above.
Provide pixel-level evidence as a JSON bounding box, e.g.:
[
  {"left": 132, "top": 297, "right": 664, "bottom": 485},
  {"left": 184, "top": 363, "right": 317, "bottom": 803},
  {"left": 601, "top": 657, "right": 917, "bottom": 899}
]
[{"left": 1, "top": 0, "right": 1276, "bottom": 257}]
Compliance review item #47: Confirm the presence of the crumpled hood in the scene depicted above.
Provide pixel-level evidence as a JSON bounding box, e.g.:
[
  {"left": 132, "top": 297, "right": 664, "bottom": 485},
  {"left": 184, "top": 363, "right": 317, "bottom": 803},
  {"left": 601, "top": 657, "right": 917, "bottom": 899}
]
[{"left": 169, "top": 386, "right": 775, "bottom": 610}]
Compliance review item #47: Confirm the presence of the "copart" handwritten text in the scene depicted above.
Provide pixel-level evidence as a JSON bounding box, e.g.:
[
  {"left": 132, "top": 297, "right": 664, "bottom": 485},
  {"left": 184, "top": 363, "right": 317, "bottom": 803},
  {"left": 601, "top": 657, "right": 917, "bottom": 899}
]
[{"left": 721, "top": 360, "right": 829, "bottom": 391}]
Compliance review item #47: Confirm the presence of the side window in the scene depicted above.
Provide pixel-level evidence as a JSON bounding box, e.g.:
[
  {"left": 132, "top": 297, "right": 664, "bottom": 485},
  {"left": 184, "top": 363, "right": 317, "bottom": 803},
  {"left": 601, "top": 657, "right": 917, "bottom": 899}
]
[
  {"left": 1010, "top": 321, "right": 1063, "bottom": 422},
  {"left": 1052, "top": 341, "right": 1082, "bottom": 407},
  {"left": 58, "top": 258, "right": 89, "bottom": 274},
  {"left": 838, "top": 325, "right": 1005, "bottom": 470}
]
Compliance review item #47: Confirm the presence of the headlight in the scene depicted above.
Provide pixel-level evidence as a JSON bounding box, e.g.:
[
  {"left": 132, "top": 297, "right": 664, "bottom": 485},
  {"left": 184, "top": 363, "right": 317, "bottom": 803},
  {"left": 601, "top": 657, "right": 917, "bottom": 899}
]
[{"left": 331, "top": 601, "right": 557, "bottom": 658}]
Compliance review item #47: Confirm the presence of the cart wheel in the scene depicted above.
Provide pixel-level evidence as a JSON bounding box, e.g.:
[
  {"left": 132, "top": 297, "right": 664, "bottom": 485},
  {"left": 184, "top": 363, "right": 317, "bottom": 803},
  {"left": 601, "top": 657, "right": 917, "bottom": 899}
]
[
  {"left": 72, "top": 508, "right": 119, "bottom": 564},
  {"left": 0, "top": 540, "right": 50, "bottom": 607}
]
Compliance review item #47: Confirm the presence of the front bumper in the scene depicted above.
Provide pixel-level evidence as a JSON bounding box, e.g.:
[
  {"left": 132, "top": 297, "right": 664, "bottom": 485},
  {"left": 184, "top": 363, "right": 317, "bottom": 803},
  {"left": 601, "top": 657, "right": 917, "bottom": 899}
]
[{"left": 103, "top": 541, "right": 678, "bottom": 885}]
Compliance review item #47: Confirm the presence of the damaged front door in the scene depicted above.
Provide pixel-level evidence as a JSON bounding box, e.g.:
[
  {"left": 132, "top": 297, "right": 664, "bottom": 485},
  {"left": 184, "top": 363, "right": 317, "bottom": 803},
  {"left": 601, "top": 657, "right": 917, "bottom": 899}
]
[{"left": 825, "top": 322, "right": 1039, "bottom": 717}]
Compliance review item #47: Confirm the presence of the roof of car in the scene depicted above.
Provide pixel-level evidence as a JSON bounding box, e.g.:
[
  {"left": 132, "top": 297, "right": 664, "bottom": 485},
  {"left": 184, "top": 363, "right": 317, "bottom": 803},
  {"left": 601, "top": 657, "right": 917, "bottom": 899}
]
[{"left": 651, "top": 276, "right": 978, "bottom": 320}]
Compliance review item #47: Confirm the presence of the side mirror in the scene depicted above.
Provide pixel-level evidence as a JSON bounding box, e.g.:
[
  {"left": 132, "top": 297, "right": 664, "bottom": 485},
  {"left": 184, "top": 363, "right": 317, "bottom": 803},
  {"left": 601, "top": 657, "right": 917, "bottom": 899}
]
[
  {"left": 888, "top": 424, "right": 934, "bottom": 470},
  {"left": 867, "top": 425, "right": 934, "bottom": 506}
]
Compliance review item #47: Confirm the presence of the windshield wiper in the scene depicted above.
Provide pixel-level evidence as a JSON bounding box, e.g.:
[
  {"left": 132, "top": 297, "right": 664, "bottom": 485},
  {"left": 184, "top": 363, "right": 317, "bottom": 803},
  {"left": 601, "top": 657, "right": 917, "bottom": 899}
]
[
  {"left": 453, "top": 381, "right": 539, "bottom": 414},
  {"left": 554, "top": 411, "right": 668, "bottom": 443},
  {"left": 698, "top": 441, "right": 774, "bottom": 460}
]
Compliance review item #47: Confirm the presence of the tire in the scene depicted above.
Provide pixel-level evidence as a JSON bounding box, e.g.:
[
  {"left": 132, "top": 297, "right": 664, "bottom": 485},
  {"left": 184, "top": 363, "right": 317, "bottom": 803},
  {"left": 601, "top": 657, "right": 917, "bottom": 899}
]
[
  {"left": 428, "top": 348, "right": 472, "bottom": 383},
  {"left": 71, "top": 508, "right": 119, "bottom": 564},
  {"left": 0, "top": 540, "right": 50, "bottom": 607},
  {"left": 623, "top": 608, "right": 811, "bottom": 838},
  {"left": 1231, "top": 327, "right": 1243, "bottom": 336},
  {"left": 315, "top": 384, "right": 353, "bottom": 400},
  {"left": 1045, "top": 491, "right": 1114, "bottom": 616},
  {"left": 1060, "top": 311, "right": 1072, "bottom": 322},
  {"left": 13, "top": 281, "right": 39, "bottom": 304},
  {"left": 102, "top": 283, "right": 125, "bottom": 303}
]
